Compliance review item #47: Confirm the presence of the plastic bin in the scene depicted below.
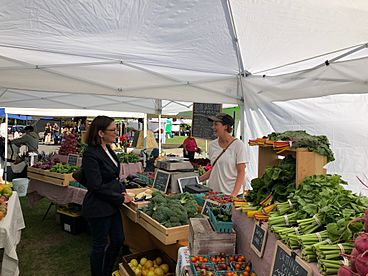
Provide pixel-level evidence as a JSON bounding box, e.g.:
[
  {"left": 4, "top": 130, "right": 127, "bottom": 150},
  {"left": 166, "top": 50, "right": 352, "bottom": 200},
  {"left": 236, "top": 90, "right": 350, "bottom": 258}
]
[{"left": 12, "top": 178, "right": 29, "bottom": 197}]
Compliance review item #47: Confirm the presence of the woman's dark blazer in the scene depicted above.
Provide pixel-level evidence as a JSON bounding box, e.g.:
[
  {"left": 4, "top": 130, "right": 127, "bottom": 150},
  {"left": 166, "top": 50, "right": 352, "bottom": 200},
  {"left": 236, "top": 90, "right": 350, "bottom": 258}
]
[{"left": 81, "top": 145, "right": 124, "bottom": 218}]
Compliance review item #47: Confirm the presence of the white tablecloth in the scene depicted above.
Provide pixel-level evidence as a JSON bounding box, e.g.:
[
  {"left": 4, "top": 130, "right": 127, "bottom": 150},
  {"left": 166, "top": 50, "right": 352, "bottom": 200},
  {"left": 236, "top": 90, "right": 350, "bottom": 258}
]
[{"left": 0, "top": 192, "right": 25, "bottom": 276}]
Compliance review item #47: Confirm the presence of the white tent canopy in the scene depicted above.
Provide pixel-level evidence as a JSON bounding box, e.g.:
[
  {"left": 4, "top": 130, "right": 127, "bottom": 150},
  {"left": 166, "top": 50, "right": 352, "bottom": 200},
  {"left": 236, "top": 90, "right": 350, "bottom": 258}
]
[
  {"left": 1, "top": 107, "right": 144, "bottom": 118},
  {"left": 1, "top": 0, "right": 368, "bottom": 193}
]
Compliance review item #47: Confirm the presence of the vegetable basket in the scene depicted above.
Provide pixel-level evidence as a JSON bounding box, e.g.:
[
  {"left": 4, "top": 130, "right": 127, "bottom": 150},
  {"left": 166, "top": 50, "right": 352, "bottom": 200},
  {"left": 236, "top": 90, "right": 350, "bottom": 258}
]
[{"left": 207, "top": 206, "right": 233, "bottom": 233}]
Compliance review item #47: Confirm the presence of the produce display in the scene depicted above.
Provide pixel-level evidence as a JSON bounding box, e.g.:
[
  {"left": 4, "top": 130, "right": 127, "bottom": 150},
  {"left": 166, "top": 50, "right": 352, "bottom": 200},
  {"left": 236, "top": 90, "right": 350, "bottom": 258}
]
[
  {"left": 127, "top": 188, "right": 153, "bottom": 201},
  {"left": 246, "top": 155, "right": 296, "bottom": 206},
  {"left": 0, "top": 184, "right": 13, "bottom": 220},
  {"left": 116, "top": 152, "right": 141, "bottom": 163},
  {"left": 140, "top": 192, "right": 199, "bottom": 227},
  {"left": 128, "top": 256, "right": 170, "bottom": 276},
  {"left": 338, "top": 210, "right": 368, "bottom": 276},
  {"left": 268, "top": 130, "right": 334, "bottom": 162},
  {"left": 49, "top": 163, "right": 79, "bottom": 174},
  {"left": 264, "top": 174, "right": 368, "bottom": 275},
  {"left": 210, "top": 205, "right": 232, "bottom": 222},
  {"left": 59, "top": 133, "right": 79, "bottom": 155},
  {"left": 190, "top": 254, "right": 256, "bottom": 276}
]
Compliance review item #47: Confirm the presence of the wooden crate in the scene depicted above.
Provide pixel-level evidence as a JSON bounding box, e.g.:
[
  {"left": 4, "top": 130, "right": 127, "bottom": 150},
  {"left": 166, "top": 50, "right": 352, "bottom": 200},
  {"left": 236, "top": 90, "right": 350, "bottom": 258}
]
[
  {"left": 27, "top": 167, "right": 74, "bottom": 186},
  {"left": 121, "top": 249, "right": 176, "bottom": 276},
  {"left": 119, "top": 263, "right": 129, "bottom": 276},
  {"left": 125, "top": 188, "right": 153, "bottom": 211},
  {"left": 189, "top": 218, "right": 236, "bottom": 255},
  {"left": 137, "top": 211, "right": 188, "bottom": 245},
  {"left": 258, "top": 146, "right": 327, "bottom": 187}
]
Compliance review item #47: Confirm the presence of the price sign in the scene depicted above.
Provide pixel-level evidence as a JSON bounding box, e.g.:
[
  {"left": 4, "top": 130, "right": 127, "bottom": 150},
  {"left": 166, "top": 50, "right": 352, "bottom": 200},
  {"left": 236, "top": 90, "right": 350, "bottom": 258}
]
[
  {"left": 192, "top": 103, "right": 222, "bottom": 140},
  {"left": 153, "top": 169, "right": 170, "bottom": 193},
  {"left": 67, "top": 154, "right": 79, "bottom": 166},
  {"left": 270, "top": 241, "right": 312, "bottom": 276},
  {"left": 251, "top": 222, "right": 268, "bottom": 257}
]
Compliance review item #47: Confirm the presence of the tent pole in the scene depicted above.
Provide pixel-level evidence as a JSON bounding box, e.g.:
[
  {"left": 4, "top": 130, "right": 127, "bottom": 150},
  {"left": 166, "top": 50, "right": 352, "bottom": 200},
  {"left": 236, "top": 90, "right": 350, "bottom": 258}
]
[
  {"left": 155, "top": 100, "right": 163, "bottom": 155},
  {"left": 143, "top": 114, "right": 147, "bottom": 168},
  {"left": 4, "top": 113, "right": 8, "bottom": 183}
]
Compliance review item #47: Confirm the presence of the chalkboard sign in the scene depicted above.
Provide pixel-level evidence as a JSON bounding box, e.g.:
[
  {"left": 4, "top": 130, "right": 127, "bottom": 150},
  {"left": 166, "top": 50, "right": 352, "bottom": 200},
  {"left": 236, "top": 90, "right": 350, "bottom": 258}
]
[
  {"left": 251, "top": 222, "right": 268, "bottom": 257},
  {"left": 201, "top": 199, "right": 220, "bottom": 217},
  {"left": 270, "top": 241, "right": 312, "bottom": 276},
  {"left": 153, "top": 169, "right": 170, "bottom": 193},
  {"left": 178, "top": 176, "right": 199, "bottom": 193},
  {"left": 67, "top": 154, "right": 79, "bottom": 166},
  {"left": 192, "top": 103, "right": 222, "bottom": 140}
]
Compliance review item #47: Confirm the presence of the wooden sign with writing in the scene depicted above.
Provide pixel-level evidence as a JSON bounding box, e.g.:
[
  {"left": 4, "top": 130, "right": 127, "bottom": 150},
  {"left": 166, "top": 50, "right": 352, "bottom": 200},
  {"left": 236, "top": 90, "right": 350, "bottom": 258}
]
[
  {"left": 153, "top": 169, "right": 170, "bottom": 193},
  {"left": 192, "top": 103, "right": 222, "bottom": 140},
  {"left": 270, "top": 241, "right": 312, "bottom": 276},
  {"left": 251, "top": 221, "right": 268, "bottom": 257}
]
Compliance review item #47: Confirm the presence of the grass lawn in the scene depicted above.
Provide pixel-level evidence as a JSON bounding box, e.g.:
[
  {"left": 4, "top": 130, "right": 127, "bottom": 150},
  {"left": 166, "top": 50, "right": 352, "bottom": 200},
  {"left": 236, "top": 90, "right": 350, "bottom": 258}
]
[{"left": 18, "top": 197, "right": 90, "bottom": 276}]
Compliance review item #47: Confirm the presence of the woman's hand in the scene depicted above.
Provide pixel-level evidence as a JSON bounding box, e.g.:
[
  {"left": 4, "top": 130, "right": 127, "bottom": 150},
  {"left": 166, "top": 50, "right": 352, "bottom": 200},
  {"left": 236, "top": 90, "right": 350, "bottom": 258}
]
[{"left": 122, "top": 193, "right": 133, "bottom": 204}]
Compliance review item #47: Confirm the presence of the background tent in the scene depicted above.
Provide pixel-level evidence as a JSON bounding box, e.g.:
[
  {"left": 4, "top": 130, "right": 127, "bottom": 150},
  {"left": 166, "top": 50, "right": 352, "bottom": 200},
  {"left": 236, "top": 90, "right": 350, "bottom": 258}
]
[{"left": 0, "top": 0, "right": 368, "bottom": 192}]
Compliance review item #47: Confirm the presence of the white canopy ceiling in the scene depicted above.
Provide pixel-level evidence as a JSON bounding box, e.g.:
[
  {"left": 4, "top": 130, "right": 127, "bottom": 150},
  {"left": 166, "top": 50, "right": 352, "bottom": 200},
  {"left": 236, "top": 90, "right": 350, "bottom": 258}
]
[{"left": 1, "top": 0, "right": 368, "bottom": 192}]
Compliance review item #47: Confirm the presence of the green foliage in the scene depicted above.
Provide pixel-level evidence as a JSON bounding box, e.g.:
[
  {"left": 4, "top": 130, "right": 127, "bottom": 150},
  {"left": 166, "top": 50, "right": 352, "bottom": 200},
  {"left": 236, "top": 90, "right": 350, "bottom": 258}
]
[
  {"left": 288, "top": 174, "right": 368, "bottom": 241},
  {"left": 211, "top": 205, "right": 232, "bottom": 222},
  {"left": 141, "top": 192, "right": 198, "bottom": 227},
  {"left": 116, "top": 152, "right": 140, "bottom": 163},
  {"left": 267, "top": 130, "right": 335, "bottom": 162},
  {"left": 246, "top": 155, "right": 296, "bottom": 205},
  {"left": 49, "top": 163, "right": 79, "bottom": 174}
]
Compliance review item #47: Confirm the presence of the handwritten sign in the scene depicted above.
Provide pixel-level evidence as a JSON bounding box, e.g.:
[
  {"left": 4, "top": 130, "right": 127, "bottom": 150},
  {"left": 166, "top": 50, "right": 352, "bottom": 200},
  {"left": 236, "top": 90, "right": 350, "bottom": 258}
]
[
  {"left": 67, "top": 154, "right": 79, "bottom": 166},
  {"left": 192, "top": 103, "right": 222, "bottom": 140},
  {"left": 201, "top": 199, "right": 220, "bottom": 217},
  {"left": 153, "top": 169, "right": 170, "bottom": 193},
  {"left": 251, "top": 222, "right": 268, "bottom": 257},
  {"left": 270, "top": 241, "right": 312, "bottom": 276}
]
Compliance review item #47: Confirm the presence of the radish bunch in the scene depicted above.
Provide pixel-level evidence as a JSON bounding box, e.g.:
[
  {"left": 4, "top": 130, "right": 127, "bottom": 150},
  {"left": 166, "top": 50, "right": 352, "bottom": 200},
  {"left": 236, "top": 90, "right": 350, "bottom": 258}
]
[
  {"left": 59, "top": 133, "right": 78, "bottom": 155},
  {"left": 338, "top": 210, "right": 368, "bottom": 276}
]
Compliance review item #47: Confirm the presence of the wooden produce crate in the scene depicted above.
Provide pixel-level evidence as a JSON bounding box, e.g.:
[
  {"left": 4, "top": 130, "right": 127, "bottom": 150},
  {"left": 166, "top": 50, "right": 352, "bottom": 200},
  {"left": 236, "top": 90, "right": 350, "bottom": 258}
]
[
  {"left": 125, "top": 188, "right": 152, "bottom": 211},
  {"left": 137, "top": 211, "right": 189, "bottom": 245},
  {"left": 258, "top": 146, "right": 327, "bottom": 187},
  {"left": 189, "top": 218, "right": 236, "bottom": 255},
  {"left": 27, "top": 167, "right": 74, "bottom": 186},
  {"left": 121, "top": 249, "right": 176, "bottom": 276}
]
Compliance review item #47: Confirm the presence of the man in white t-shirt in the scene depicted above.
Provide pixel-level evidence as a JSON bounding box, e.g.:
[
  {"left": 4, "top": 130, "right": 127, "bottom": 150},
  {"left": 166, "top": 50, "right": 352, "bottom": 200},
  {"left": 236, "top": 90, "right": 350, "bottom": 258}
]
[{"left": 199, "top": 113, "right": 249, "bottom": 196}]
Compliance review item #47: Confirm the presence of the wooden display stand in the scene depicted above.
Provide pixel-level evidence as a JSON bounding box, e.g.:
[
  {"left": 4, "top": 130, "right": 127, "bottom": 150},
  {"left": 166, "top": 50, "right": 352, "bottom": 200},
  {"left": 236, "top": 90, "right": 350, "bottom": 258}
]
[
  {"left": 121, "top": 210, "right": 187, "bottom": 262},
  {"left": 138, "top": 211, "right": 189, "bottom": 245},
  {"left": 189, "top": 218, "right": 236, "bottom": 255},
  {"left": 258, "top": 146, "right": 327, "bottom": 187},
  {"left": 27, "top": 167, "right": 74, "bottom": 186}
]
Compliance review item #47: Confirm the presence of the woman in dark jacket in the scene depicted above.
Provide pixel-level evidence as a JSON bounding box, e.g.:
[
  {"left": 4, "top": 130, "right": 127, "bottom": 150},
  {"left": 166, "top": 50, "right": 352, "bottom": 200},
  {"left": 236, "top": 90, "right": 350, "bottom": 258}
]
[{"left": 82, "top": 116, "right": 132, "bottom": 276}]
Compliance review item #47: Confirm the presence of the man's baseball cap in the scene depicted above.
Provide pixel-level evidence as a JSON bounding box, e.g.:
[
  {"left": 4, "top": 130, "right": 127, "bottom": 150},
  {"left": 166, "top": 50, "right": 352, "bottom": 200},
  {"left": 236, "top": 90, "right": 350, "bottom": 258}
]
[{"left": 208, "top": 113, "right": 234, "bottom": 126}]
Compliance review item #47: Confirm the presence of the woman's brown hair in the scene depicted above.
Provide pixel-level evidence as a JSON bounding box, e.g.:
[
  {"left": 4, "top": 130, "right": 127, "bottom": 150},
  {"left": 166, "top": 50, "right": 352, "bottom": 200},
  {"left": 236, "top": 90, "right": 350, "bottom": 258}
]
[{"left": 85, "top": 116, "right": 114, "bottom": 146}]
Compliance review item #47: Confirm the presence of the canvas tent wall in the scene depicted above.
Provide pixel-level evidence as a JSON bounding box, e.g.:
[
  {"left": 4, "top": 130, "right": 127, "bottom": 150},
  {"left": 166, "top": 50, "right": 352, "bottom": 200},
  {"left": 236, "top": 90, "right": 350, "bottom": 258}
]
[{"left": 0, "top": 0, "right": 368, "bottom": 192}]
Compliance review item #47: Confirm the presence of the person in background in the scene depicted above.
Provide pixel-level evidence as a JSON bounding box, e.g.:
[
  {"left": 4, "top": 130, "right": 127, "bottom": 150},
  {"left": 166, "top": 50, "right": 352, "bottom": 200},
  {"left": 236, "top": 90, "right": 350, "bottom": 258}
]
[
  {"left": 199, "top": 113, "right": 248, "bottom": 196},
  {"left": 182, "top": 133, "right": 197, "bottom": 162},
  {"left": 12, "top": 125, "right": 39, "bottom": 153},
  {"left": 52, "top": 123, "right": 60, "bottom": 145},
  {"left": 44, "top": 123, "right": 52, "bottom": 144},
  {"left": 82, "top": 116, "right": 132, "bottom": 276}
]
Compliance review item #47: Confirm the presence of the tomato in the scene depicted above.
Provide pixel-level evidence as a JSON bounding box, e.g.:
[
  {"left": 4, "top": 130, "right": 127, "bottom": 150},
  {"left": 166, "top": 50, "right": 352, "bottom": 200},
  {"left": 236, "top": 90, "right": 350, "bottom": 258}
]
[
  {"left": 245, "top": 266, "right": 251, "bottom": 272},
  {"left": 203, "top": 257, "right": 208, "bottom": 262},
  {"left": 210, "top": 257, "right": 216, "bottom": 262},
  {"left": 228, "top": 256, "right": 234, "bottom": 261},
  {"left": 191, "top": 257, "right": 197, "bottom": 262},
  {"left": 235, "top": 263, "right": 241, "bottom": 270}
]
